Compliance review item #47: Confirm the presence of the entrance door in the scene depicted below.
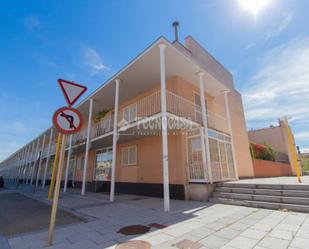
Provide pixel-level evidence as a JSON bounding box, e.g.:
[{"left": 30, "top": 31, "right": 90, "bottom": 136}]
[{"left": 94, "top": 148, "right": 112, "bottom": 181}]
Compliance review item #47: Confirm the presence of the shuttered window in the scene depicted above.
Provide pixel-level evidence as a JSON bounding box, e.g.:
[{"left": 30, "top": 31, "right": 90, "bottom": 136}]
[{"left": 121, "top": 146, "right": 137, "bottom": 166}]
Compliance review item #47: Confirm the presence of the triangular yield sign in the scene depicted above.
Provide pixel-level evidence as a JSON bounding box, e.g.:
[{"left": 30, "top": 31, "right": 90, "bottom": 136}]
[{"left": 58, "top": 79, "right": 87, "bottom": 106}]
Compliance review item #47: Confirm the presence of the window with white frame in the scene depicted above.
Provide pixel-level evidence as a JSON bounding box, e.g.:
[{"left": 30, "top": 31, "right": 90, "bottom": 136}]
[
  {"left": 122, "top": 104, "right": 137, "bottom": 123},
  {"left": 121, "top": 146, "right": 137, "bottom": 166}
]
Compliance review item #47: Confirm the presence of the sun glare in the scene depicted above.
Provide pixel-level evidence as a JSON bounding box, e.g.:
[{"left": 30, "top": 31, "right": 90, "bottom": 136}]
[{"left": 239, "top": 0, "right": 271, "bottom": 16}]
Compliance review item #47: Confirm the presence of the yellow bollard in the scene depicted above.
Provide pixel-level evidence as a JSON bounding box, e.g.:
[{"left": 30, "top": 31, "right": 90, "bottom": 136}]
[
  {"left": 48, "top": 134, "right": 62, "bottom": 200},
  {"left": 285, "top": 121, "right": 302, "bottom": 183}
]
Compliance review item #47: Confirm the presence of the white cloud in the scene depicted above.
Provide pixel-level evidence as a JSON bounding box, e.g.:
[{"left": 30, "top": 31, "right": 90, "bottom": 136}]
[
  {"left": 295, "top": 132, "right": 309, "bottom": 141},
  {"left": 83, "top": 47, "right": 110, "bottom": 74},
  {"left": 264, "top": 13, "right": 293, "bottom": 40},
  {"left": 242, "top": 36, "right": 309, "bottom": 146},
  {"left": 244, "top": 13, "right": 293, "bottom": 50}
]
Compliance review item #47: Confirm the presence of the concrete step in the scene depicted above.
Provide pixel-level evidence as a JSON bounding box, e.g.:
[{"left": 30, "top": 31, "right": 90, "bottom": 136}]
[
  {"left": 213, "top": 192, "right": 309, "bottom": 206},
  {"left": 216, "top": 187, "right": 309, "bottom": 198},
  {"left": 210, "top": 197, "right": 309, "bottom": 213},
  {"left": 217, "top": 182, "right": 309, "bottom": 191}
]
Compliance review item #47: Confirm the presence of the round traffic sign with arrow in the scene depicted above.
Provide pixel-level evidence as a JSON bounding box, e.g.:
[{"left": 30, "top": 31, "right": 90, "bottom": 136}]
[{"left": 52, "top": 107, "right": 83, "bottom": 134}]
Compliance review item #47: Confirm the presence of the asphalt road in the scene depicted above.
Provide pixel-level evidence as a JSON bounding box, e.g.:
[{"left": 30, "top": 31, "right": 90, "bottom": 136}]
[{"left": 0, "top": 192, "right": 81, "bottom": 237}]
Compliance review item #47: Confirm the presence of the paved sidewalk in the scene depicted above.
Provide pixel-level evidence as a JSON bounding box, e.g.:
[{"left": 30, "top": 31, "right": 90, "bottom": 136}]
[
  {"left": 229, "top": 176, "right": 309, "bottom": 185},
  {"left": 4, "top": 186, "right": 309, "bottom": 249}
]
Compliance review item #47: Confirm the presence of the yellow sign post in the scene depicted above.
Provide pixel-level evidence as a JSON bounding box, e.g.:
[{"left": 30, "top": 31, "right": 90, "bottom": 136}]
[
  {"left": 47, "top": 134, "right": 67, "bottom": 246},
  {"left": 48, "top": 133, "right": 62, "bottom": 200},
  {"left": 282, "top": 118, "right": 302, "bottom": 183}
]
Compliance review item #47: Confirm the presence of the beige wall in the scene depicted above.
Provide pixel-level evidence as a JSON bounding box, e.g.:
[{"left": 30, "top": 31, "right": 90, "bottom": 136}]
[
  {"left": 248, "top": 126, "right": 288, "bottom": 154},
  {"left": 71, "top": 75, "right": 254, "bottom": 183},
  {"left": 248, "top": 125, "right": 297, "bottom": 175}
]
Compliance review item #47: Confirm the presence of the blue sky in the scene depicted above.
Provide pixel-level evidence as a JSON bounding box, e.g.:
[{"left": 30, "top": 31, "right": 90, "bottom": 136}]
[{"left": 0, "top": 0, "right": 308, "bottom": 161}]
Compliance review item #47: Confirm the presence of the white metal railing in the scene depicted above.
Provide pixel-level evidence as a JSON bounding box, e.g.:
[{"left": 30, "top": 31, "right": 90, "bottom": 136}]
[
  {"left": 72, "top": 128, "right": 87, "bottom": 145},
  {"left": 166, "top": 91, "right": 200, "bottom": 123},
  {"left": 92, "top": 114, "right": 113, "bottom": 138},
  {"left": 187, "top": 161, "right": 206, "bottom": 182}
]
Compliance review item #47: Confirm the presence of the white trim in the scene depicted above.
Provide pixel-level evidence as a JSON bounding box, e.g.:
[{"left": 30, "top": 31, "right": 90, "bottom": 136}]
[
  {"left": 223, "top": 91, "right": 239, "bottom": 180},
  {"left": 43, "top": 128, "right": 53, "bottom": 188},
  {"left": 159, "top": 43, "right": 170, "bottom": 212},
  {"left": 81, "top": 98, "right": 93, "bottom": 196},
  {"left": 64, "top": 134, "right": 73, "bottom": 193},
  {"left": 110, "top": 78, "right": 120, "bottom": 202},
  {"left": 36, "top": 134, "right": 46, "bottom": 187},
  {"left": 198, "top": 72, "right": 213, "bottom": 184}
]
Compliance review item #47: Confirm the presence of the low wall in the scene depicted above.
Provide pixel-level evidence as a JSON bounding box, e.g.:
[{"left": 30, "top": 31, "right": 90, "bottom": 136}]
[{"left": 253, "top": 159, "right": 292, "bottom": 177}]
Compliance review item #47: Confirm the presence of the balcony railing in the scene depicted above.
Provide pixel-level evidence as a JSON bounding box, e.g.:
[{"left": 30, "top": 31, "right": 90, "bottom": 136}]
[
  {"left": 92, "top": 113, "right": 114, "bottom": 138},
  {"left": 70, "top": 90, "right": 228, "bottom": 146}
]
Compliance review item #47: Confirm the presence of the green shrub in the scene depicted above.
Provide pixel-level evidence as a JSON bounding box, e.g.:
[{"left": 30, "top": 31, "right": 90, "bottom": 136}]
[{"left": 250, "top": 142, "right": 277, "bottom": 161}]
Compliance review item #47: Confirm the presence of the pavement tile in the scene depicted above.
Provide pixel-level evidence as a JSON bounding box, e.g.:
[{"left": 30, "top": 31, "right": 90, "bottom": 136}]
[
  {"left": 240, "top": 228, "right": 267, "bottom": 240},
  {"left": 204, "top": 222, "right": 227, "bottom": 231},
  {"left": 251, "top": 223, "right": 274, "bottom": 232},
  {"left": 225, "top": 236, "right": 258, "bottom": 249},
  {"left": 214, "top": 227, "right": 241, "bottom": 240},
  {"left": 290, "top": 237, "right": 309, "bottom": 249},
  {"left": 276, "top": 224, "right": 300, "bottom": 232},
  {"left": 229, "top": 222, "right": 251, "bottom": 232},
  {"left": 296, "top": 230, "right": 309, "bottom": 239},
  {"left": 199, "top": 235, "right": 229, "bottom": 249},
  {"left": 257, "top": 236, "right": 290, "bottom": 249},
  {"left": 268, "top": 229, "right": 295, "bottom": 240},
  {"left": 174, "top": 239, "right": 203, "bottom": 249}
]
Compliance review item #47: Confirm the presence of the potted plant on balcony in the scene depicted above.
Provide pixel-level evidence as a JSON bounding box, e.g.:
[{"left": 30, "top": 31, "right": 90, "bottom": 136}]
[{"left": 93, "top": 109, "right": 111, "bottom": 123}]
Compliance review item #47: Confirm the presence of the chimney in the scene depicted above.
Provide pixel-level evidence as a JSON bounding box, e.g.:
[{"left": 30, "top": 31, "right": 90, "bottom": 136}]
[{"left": 172, "top": 21, "right": 180, "bottom": 42}]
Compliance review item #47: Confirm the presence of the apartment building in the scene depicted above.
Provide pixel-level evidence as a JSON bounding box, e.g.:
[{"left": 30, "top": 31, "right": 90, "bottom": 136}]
[{"left": 0, "top": 34, "right": 254, "bottom": 211}]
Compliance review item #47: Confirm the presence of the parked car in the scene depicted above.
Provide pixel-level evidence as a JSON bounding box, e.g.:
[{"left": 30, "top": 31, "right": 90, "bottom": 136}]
[{"left": 0, "top": 175, "right": 4, "bottom": 188}]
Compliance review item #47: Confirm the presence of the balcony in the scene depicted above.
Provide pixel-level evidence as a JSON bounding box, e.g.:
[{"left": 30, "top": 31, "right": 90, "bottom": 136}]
[{"left": 71, "top": 90, "right": 229, "bottom": 146}]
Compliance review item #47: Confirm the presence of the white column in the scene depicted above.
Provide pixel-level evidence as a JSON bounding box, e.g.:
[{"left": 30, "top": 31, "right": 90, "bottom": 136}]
[
  {"left": 64, "top": 134, "right": 73, "bottom": 192},
  {"left": 159, "top": 44, "right": 170, "bottom": 212},
  {"left": 36, "top": 134, "right": 46, "bottom": 187},
  {"left": 198, "top": 72, "right": 213, "bottom": 183},
  {"left": 223, "top": 91, "right": 239, "bottom": 180},
  {"left": 17, "top": 149, "right": 26, "bottom": 184},
  {"left": 31, "top": 138, "right": 40, "bottom": 185},
  {"left": 25, "top": 145, "right": 31, "bottom": 183},
  {"left": 27, "top": 142, "right": 35, "bottom": 184},
  {"left": 110, "top": 78, "right": 120, "bottom": 202},
  {"left": 81, "top": 98, "right": 93, "bottom": 196},
  {"left": 22, "top": 146, "right": 29, "bottom": 183},
  {"left": 43, "top": 128, "right": 54, "bottom": 188}
]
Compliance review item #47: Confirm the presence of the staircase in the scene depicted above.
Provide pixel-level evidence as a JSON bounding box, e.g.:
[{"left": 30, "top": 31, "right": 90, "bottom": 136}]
[{"left": 210, "top": 182, "right": 309, "bottom": 213}]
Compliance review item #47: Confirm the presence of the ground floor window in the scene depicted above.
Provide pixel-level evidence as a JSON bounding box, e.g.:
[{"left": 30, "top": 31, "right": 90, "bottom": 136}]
[
  {"left": 121, "top": 145, "right": 137, "bottom": 166},
  {"left": 94, "top": 147, "right": 112, "bottom": 181}
]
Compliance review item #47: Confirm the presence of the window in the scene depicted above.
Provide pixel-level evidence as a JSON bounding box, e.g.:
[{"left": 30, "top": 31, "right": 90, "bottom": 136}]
[
  {"left": 121, "top": 146, "right": 137, "bottom": 166},
  {"left": 194, "top": 93, "right": 208, "bottom": 123},
  {"left": 122, "top": 104, "right": 137, "bottom": 123},
  {"left": 94, "top": 148, "right": 112, "bottom": 181}
]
